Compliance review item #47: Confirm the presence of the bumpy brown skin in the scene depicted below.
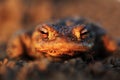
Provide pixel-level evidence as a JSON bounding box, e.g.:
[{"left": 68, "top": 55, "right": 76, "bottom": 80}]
[
  {"left": 6, "top": 29, "right": 35, "bottom": 60},
  {"left": 6, "top": 18, "right": 118, "bottom": 61}
]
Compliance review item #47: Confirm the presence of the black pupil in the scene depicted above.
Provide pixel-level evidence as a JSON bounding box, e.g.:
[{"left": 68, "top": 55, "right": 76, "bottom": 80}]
[
  {"left": 40, "top": 31, "right": 46, "bottom": 34},
  {"left": 80, "top": 31, "right": 90, "bottom": 39},
  {"left": 39, "top": 30, "right": 48, "bottom": 34},
  {"left": 81, "top": 31, "right": 89, "bottom": 35},
  {"left": 40, "top": 30, "right": 49, "bottom": 37}
]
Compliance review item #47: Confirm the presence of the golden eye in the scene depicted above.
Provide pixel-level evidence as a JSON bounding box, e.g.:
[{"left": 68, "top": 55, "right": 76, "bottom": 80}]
[
  {"left": 36, "top": 25, "right": 48, "bottom": 35},
  {"left": 81, "top": 28, "right": 88, "bottom": 34},
  {"left": 80, "top": 28, "right": 89, "bottom": 39},
  {"left": 40, "top": 28, "right": 48, "bottom": 35},
  {"left": 72, "top": 25, "right": 85, "bottom": 40},
  {"left": 35, "top": 24, "right": 58, "bottom": 41},
  {"left": 72, "top": 25, "right": 90, "bottom": 40},
  {"left": 38, "top": 27, "right": 49, "bottom": 39}
]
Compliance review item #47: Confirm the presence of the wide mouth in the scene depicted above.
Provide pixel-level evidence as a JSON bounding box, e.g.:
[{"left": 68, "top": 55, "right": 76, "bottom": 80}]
[{"left": 34, "top": 40, "right": 94, "bottom": 57}]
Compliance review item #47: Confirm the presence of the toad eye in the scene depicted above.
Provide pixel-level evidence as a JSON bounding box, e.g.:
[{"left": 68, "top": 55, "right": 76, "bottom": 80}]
[
  {"left": 72, "top": 25, "right": 90, "bottom": 41},
  {"left": 40, "top": 28, "right": 48, "bottom": 34},
  {"left": 80, "top": 27, "right": 89, "bottom": 39},
  {"left": 34, "top": 24, "right": 58, "bottom": 41},
  {"left": 38, "top": 27, "right": 49, "bottom": 39}
]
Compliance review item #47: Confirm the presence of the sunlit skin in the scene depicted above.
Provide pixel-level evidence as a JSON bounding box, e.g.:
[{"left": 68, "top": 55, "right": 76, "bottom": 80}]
[
  {"left": 6, "top": 30, "right": 33, "bottom": 60},
  {"left": 6, "top": 18, "right": 118, "bottom": 61},
  {"left": 32, "top": 24, "right": 95, "bottom": 57}
]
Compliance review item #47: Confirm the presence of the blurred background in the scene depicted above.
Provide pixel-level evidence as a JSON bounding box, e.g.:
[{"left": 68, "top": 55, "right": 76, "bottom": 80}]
[{"left": 0, "top": 0, "right": 120, "bottom": 54}]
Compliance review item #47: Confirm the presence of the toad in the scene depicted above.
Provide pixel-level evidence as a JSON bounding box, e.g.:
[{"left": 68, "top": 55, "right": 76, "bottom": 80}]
[{"left": 6, "top": 18, "right": 118, "bottom": 61}]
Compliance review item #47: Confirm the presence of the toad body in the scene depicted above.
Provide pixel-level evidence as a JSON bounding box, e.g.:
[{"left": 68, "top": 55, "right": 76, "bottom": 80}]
[{"left": 6, "top": 18, "right": 118, "bottom": 61}]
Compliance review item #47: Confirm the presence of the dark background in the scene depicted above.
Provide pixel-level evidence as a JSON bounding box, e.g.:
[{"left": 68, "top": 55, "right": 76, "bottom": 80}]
[{"left": 0, "top": 0, "right": 120, "bottom": 55}]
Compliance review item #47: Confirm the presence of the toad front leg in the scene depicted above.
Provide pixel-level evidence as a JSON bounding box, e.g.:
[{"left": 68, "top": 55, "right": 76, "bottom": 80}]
[
  {"left": 6, "top": 30, "right": 40, "bottom": 60},
  {"left": 86, "top": 23, "right": 119, "bottom": 60}
]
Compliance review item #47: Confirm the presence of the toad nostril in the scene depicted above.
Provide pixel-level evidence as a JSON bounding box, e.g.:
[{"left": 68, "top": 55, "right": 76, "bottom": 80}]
[
  {"left": 49, "top": 50, "right": 52, "bottom": 53},
  {"left": 49, "top": 50, "right": 56, "bottom": 53}
]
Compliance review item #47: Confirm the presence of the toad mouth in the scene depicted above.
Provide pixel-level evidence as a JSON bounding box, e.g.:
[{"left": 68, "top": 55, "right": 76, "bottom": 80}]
[{"left": 34, "top": 41, "right": 94, "bottom": 57}]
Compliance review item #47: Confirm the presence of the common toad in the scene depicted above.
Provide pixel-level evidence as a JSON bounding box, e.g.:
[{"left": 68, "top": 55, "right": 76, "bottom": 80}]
[{"left": 6, "top": 17, "right": 118, "bottom": 61}]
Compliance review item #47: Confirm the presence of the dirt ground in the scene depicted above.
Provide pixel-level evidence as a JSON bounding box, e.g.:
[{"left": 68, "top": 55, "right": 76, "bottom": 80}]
[
  {"left": 0, "top": 0, "right": 120, "bottom": 80},
  {"left": 0, "top": 56, "right": 120, "bottom": 80}
]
